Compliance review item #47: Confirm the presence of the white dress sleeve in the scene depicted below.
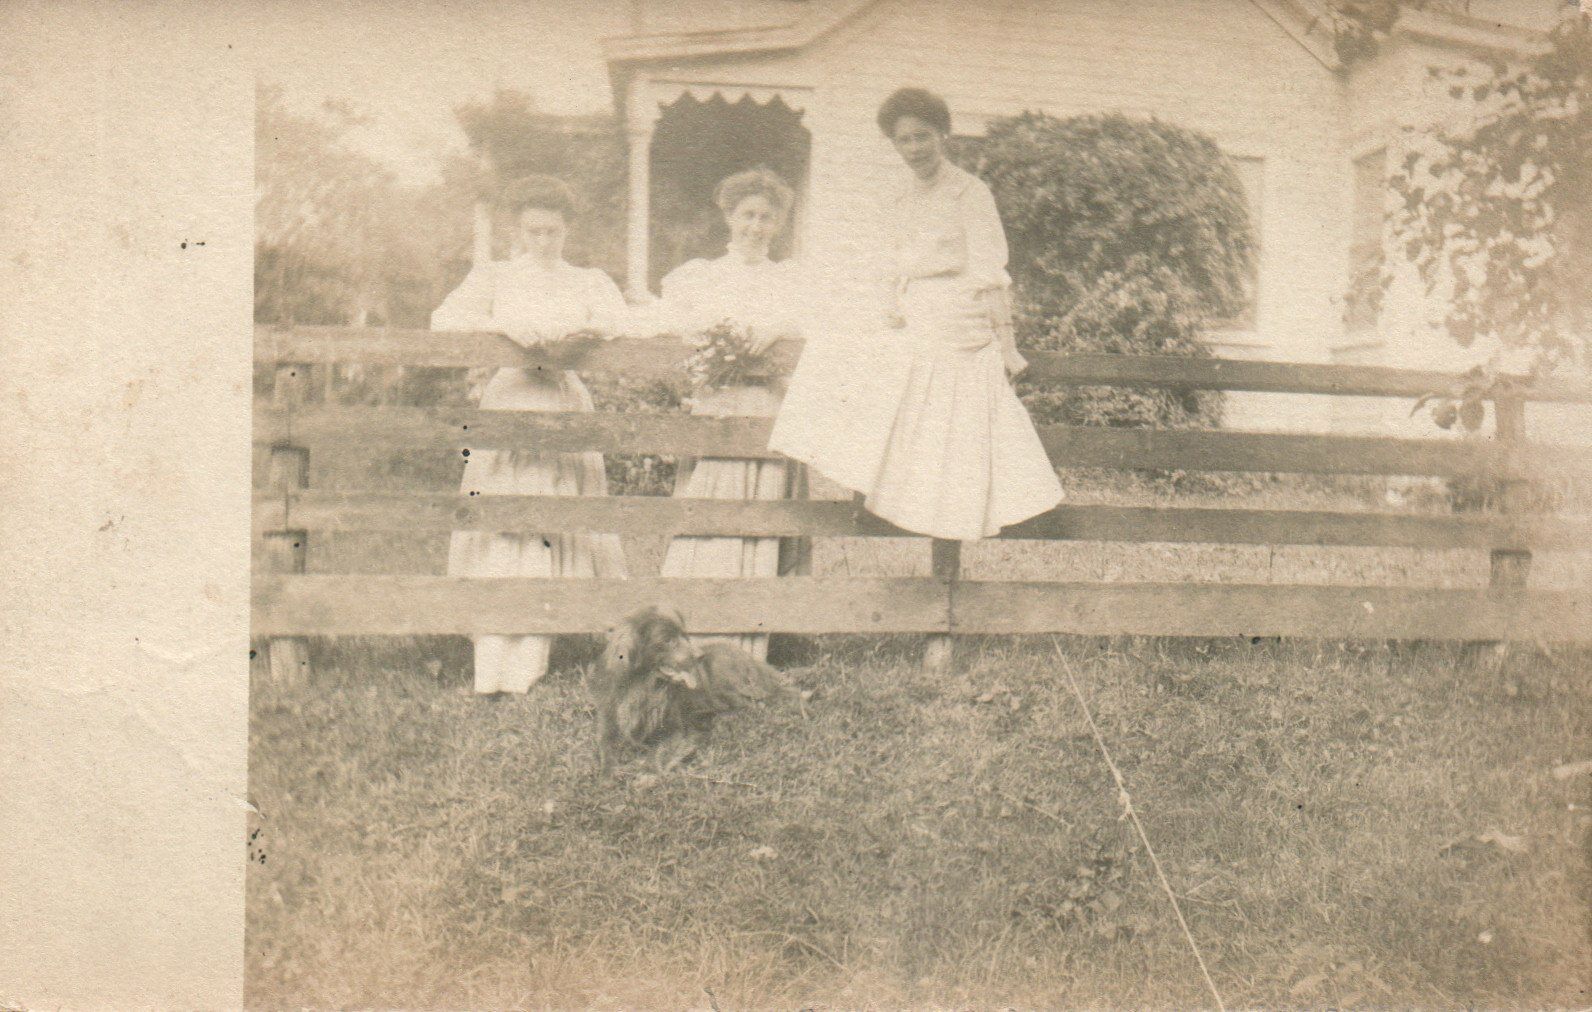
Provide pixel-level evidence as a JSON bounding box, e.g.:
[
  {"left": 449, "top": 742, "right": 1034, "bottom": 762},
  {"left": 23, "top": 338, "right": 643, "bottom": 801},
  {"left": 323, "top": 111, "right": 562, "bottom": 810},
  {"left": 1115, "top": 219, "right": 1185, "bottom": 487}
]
[
  {"left": 960, "top": 177, "right": 1022, "bottom": 366},
  {"left": 657, "top": 259, "right": 714, "bottom": 335},
  {"left": 766, "top": 260, "right": 808, "bottom": 339},
  {"left": 582, "top": 268, "right": 630, "bottom": 338},
  {"left": 430, "top": 263, "right": 497, "bottom": 331},
  {"left": 960, "top": 176, "right": 1012, "bottom": 293}
]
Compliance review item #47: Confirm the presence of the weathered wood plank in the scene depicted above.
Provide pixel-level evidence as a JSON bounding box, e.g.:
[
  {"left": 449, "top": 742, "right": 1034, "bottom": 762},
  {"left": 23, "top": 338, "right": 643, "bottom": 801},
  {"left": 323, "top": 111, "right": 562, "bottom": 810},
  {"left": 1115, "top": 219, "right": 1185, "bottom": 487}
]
[
  {"left": 254, "top": 326, "right": 802, "bottom": 376},
  {"left": 951, "top": 582, "right": 1592, "bottom": 641},
  {"left": 253, "top": 404, "right": 781, "bottom": 458},
  {"left": 923, "top": 538, "right": 961, "bottom": 672},
  {"left": 249, "top": 490, "right": 1592, "bottom": 550},
  {"left": 251, "top": 575, "right": 949, "bottom": 636},
  {"left": 251, "top": 575, "right": 1592, "bottom": 641},
  {"left": 997, "top": 503, "right": 1592, "bottom": 550},
  {"left": 263, "top": 363, "right": 311, "bottom": 685},
  {"left": 254, "top": 404, "right": 1592, "bottom": 478},
  {"left": 1489, "top": 397, "right": 1534, "bottom": 590},
  {"left": 255, "top": 325, "right": 1592, "bottom": 403},
  {"left": 1039, "top": 426, "right": 1484, "bottom": 478},
  {"left": 1022, "top": 353, "right": 1592, "bottom": 403},
  {"left": 254, "top": 492, "right": 881, "bottom": 537}
]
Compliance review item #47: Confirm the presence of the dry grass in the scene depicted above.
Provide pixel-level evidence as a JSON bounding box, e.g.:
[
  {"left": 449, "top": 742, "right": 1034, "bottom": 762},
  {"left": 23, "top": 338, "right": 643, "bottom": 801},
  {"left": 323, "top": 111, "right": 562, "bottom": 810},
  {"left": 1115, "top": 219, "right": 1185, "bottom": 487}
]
[
  {"left": 251, "top": 373, "right": 1592, "bottom": 1005},
  {"left": 247, "top": 634, "right": 1591, "bottom": 1008}
]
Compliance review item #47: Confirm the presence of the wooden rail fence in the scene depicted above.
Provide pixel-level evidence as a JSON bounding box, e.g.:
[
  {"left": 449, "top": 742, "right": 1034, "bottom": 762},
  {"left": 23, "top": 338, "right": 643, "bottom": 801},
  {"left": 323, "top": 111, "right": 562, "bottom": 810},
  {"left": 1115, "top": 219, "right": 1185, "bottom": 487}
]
[{"left": 252, "top": 325, "right": 1592, "bottom": 683}]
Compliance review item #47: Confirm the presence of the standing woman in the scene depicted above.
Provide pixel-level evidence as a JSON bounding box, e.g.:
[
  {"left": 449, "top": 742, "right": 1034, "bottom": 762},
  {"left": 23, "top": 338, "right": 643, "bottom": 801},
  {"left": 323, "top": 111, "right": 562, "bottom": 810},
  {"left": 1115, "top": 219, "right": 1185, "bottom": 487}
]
[
  {"left": 775, "top": 88, "right": 1061, "bottom": 540},
  {"left": 431, "top": 175, "right": 629, "bottom": 696},
  {"left": 657, "top": 168, "right": 807, "bottom": 663}
]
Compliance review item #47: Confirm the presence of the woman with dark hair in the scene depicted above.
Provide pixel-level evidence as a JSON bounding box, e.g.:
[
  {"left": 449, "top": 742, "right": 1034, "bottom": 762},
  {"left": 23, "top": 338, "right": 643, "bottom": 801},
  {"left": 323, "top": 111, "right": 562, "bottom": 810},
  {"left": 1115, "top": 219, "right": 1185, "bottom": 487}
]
[
  {"left": 655, "top": 167, "right": 808, "bottom": 663},
  {"left": 431, "top": 174, "right": 628, "bottom": 696},
  {"left": 774, "top": 88, "right": 1061, "bottom": 541}
]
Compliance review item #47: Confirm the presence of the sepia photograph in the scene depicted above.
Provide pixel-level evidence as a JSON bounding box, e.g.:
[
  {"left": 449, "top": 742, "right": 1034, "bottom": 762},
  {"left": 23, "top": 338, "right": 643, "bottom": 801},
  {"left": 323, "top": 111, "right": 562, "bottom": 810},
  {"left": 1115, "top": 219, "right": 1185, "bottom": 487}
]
[{"left": 244, "top": 0, "right": 1591, "bottom": 1006}]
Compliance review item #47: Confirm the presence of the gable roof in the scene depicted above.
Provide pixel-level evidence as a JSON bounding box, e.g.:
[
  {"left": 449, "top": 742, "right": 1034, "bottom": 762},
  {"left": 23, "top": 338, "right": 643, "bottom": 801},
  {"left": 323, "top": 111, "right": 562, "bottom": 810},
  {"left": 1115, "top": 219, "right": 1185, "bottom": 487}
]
[
  {"left": 1247, "top": 0, "right": 1344, "bottom": 70},
  {"left": 601, "top": 0, "right": 880, "bottom": 63},
  {"left": 1390, "top": 6, "right": 1552, "bottom": 56},
  {"left": 602, "top": 0, "right": 1551, "bottom": 97}
]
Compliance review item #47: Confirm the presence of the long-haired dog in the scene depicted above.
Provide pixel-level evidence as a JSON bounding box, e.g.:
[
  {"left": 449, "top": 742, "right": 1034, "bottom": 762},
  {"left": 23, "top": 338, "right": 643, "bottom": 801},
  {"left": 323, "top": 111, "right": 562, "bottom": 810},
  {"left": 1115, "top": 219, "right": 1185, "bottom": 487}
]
[{"left": 593, "top": 606, "right": 793, "bottom": 774}]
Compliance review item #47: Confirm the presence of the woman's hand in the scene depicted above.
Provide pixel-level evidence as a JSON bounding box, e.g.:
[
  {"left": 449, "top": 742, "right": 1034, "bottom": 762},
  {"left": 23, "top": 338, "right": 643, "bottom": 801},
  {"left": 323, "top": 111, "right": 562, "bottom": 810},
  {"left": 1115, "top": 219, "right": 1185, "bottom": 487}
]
[
  {"left": 501, "top": 322, "right": 552, "bottom": 348},
  {"left": 535, "top": 330, "right": 603, "bottom": 369},
  {"left": 1002, "top": 345, "right": 1029, "bottom": 378},
  {"left": 505, "top": 309, "right": 588, "bottom": 347}
]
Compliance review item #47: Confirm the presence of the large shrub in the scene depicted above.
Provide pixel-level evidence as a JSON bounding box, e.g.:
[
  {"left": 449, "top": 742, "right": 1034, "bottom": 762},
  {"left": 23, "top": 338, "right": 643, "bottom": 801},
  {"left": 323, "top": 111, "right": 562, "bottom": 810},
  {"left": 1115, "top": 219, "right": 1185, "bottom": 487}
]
[{"left": 958, "top": 112, "right": 1256, "bottom": 428}]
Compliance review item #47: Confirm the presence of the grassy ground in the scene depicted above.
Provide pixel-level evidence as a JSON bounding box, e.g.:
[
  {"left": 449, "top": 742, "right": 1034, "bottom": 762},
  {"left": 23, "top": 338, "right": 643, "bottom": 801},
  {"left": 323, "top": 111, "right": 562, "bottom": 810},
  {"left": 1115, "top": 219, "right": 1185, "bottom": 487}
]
[
  {"left": 251, "top": 366, "right": 1591, "bottom": 1005},
  {"left": 247, "top": 635, "right": 1591, "bottom": 1008}
]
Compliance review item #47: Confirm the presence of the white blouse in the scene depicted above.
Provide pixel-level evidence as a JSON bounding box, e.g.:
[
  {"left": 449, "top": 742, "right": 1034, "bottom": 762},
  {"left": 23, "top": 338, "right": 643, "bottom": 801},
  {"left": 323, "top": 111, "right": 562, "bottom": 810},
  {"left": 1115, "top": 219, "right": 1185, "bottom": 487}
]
[
  {"left": 430, "top": 256, "right": 628, "bottom": 345},
  {"left": 656, "top": 255, "right": 806, "bottom": 339},
  {"left": 430, "top": 256, "right": 628, "bottom": 408},
  {"left": 892, "top": 161, "right": 1012, "bottom": 294}
]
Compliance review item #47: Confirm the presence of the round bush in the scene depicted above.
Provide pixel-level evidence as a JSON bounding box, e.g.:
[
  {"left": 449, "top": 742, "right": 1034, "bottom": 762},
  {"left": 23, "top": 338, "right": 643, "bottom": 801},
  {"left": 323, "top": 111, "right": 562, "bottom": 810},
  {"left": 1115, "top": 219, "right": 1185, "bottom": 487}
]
[{"left": 960, "top": 112, "right": 1256, "bottom": 428}]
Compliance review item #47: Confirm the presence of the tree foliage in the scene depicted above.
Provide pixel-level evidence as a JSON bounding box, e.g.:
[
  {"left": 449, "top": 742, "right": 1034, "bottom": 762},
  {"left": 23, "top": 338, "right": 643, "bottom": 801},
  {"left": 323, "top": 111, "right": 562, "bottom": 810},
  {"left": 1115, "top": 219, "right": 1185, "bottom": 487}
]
[
  {"left": 452, "top": 88, "right": 628, "bottom": 279},
  {"left": 255, "top": 84, "right": 471, "bottom": 327},
  {"left": 1310, "top": 0, "right": 1470, "bottom": 63},
  {"left": 1334, "top": 5, "right": 1590, "bottom": 429},
  {"left": 255, "top": 85, "right": 630, "bottom": 329},
  {"left": 960, "top": 112, "right": 1256, "bottom": 429}
]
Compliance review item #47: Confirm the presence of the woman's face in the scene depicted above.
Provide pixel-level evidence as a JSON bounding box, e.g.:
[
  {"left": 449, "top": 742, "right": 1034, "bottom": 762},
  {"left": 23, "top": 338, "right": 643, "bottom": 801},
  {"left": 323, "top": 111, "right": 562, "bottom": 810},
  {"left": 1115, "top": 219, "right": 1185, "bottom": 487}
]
[
  {"left": 890, "top": 114, "right": 946, "bottom": 180},
  {"left": 724, "top": 193, "right": 783, "bottom": 255},
  {"left": 516, "top": 206, "right": 567, "bottom": 262}
]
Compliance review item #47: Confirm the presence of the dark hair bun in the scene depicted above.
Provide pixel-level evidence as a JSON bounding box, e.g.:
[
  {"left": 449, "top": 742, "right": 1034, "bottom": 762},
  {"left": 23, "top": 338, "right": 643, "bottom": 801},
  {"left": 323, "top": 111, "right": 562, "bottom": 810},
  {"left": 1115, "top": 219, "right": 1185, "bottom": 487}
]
[
  {"left": 499, "top": 174, "right": 580, "bottom": 219},
  {"left": 876, "top": 87, "right": 952, "bottom": 137}
]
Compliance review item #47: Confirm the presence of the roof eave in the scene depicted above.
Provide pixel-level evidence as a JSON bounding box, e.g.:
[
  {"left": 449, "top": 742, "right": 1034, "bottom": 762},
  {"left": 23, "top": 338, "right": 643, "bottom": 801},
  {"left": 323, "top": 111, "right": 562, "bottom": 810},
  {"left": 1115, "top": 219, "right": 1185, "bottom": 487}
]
[
  {"left": 1245, "top": 0, "right": 1345, "bottom": 72},
  {"left": 601, "top": 26, "right": 808, "bottom": 64},
  {"left": 1389, "top": 9, "right": 1552, "bottom": 57},
  {"left": 601, "top": 0, "right": 879, "bottom": 65}
]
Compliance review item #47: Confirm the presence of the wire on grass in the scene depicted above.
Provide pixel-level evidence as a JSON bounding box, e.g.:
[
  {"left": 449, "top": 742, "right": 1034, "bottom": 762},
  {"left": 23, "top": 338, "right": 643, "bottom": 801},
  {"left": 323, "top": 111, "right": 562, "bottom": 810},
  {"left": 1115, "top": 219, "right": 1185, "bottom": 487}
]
[{"left": 1051, "top": 636, "right": 1228, "bottom": 1012}]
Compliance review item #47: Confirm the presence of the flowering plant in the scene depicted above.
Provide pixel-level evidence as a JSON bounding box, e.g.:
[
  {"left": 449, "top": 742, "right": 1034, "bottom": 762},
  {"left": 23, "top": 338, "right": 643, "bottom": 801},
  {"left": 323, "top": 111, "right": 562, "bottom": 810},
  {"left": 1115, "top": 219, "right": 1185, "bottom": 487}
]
[
  {"left": 524, "top": 328, "right": 604, "bottom": 369},
  {"left": 681, "top": 318, "right": 777, "bottom": 391}
]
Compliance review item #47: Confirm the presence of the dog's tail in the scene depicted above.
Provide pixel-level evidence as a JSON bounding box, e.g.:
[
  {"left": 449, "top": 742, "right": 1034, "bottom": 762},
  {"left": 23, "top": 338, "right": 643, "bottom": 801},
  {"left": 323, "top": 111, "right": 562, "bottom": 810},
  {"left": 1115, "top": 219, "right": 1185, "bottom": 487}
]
[{"left": 694, "top": 643, "right": 796, "bottom": 711}]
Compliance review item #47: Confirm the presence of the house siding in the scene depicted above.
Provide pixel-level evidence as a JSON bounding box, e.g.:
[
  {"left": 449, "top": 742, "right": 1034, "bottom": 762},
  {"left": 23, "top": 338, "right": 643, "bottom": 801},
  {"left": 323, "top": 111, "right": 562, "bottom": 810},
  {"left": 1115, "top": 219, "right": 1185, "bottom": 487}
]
[
  {"left": 623, "top": 0, "right": 1583, "bottom": 438},
  {"left": 792, "top": 0, "right": 1351, "bottom": 431},
  {"left": 1337, "top": 28, "right": 1591, "bottom": 443}
]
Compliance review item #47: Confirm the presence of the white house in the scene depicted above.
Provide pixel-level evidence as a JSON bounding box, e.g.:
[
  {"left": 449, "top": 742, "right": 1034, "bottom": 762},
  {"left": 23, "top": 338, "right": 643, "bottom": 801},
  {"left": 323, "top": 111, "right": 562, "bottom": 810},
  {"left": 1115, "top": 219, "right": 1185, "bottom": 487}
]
[{"left": 602, "top": 0, "right": 1562, "bottom": 434}]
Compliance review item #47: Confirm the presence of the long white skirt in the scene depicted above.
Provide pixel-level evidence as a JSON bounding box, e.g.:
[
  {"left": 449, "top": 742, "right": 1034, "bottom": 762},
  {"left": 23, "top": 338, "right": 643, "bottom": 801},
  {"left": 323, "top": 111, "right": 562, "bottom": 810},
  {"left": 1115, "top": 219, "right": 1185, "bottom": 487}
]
[
  {"left": 774, "top": 284, "right": 1062, "bottom": 541},
  {"left": 769, "top": 326, "right": 902, "bottom": 496},
  {"left": 660, "top": 384, "right": 790, "bottom": 662},
  {"left": 449, "top": 368, "right": 626, "bottom": 694}
]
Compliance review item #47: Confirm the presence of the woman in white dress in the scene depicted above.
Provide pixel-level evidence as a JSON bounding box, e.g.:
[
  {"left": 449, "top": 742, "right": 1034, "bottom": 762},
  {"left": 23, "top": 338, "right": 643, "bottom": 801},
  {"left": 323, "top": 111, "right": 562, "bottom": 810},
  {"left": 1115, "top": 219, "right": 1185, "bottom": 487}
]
[
  {"left": 656, "top": 168, "right": 806, "bottom": 662},
  {"left": 431, "top": 175, "right": 629, "bottom": 696},
  {"left": 772, "top": 88, "right": 1062, "bottom": 541}
]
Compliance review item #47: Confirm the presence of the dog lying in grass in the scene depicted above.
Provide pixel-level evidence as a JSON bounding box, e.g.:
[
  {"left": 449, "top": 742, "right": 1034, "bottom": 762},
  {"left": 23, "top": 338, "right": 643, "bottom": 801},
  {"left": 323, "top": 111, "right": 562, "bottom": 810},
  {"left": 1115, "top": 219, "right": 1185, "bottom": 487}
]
[{"left": 594, "top": 606, "right": 793, "bottom": 774}]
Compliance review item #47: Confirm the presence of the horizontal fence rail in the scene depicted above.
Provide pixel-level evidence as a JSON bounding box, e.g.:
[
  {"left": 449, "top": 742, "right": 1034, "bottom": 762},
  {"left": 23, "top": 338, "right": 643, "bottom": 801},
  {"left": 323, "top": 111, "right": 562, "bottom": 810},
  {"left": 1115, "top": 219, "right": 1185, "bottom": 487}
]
[
  {"left": 255, "top": 405, "right": 1592, "bottom": 480},
  {"left": 254, "top": 576, "right": 951, "bottom": 637},
  {"left": 252, "top": 324, "right": 1592, "bottom": 661},
  {"left": 252, "top": 491, "right": 1592, "bottom": 551},
  {"left": 253, "top": 575, "right": 1592, "bottom": 641},
  {"left": 255, "top": 325, "right": 1592, "bottom": 403}
]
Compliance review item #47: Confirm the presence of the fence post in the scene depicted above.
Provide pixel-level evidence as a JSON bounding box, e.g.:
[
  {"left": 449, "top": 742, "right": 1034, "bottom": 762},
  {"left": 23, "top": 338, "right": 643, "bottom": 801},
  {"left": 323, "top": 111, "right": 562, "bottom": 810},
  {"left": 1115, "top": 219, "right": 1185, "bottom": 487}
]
[
  {"left": 1489, "top": 396, "right": 1532, "bottom": 592},
  {"left": 265, "top": 362, "right": 312, "bottom": 686},
  {"left": 923, "top": 538, "right": 960, "bottom": 674}
]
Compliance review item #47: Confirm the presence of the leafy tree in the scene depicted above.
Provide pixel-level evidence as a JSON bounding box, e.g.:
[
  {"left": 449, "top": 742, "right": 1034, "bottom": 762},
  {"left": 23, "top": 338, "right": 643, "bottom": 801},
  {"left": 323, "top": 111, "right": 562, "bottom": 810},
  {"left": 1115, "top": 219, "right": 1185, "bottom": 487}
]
[
  {"left": 960, "top": 112, "right": 1256, "bottom": 429},
  {"left": 1336, "top": 5, "right": 1590, "bottom": 430},
  {"left": 451, "top": 88, "right": 627, "bottom": 279},
  {"left": 1309, "top": 0, "right": 1470, "bottom": 63},
  {"left": 255, "top": 84, "right": 406, "bottom": 325}
]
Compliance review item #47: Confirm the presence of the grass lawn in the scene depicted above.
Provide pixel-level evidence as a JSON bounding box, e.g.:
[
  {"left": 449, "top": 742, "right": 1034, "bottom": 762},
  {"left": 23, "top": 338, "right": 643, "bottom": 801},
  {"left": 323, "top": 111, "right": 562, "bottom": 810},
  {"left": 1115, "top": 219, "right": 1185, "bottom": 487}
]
[
  {"left": 250, "top": 367, "right": 1591, "bottom": 1005},
  {"left": 247, "top": 634, "right": 1591, "bottom": 1008}
]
